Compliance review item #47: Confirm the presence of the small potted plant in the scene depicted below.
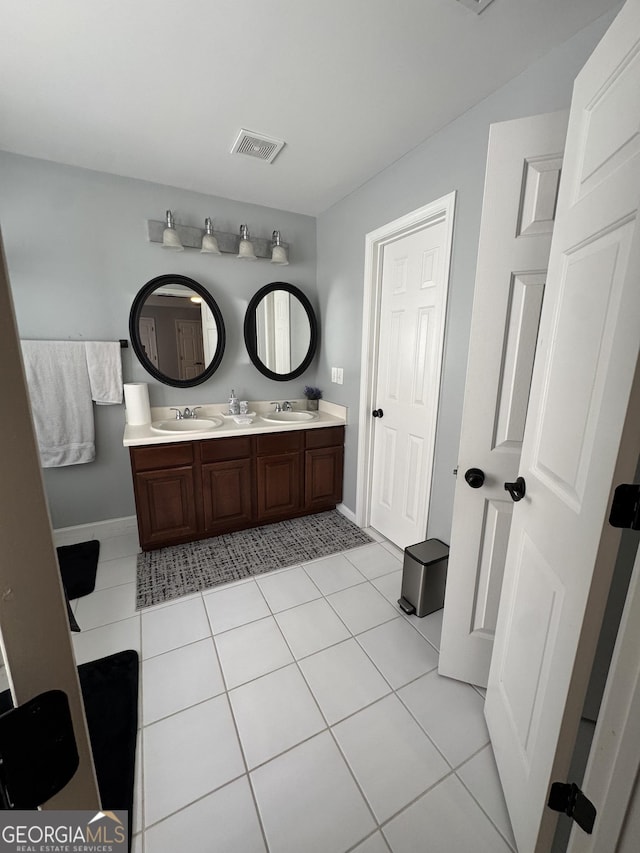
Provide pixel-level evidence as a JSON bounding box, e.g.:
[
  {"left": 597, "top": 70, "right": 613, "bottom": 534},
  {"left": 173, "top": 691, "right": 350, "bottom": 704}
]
[{"left": 304, "top": 386, "right": 322, "bottom": 411}]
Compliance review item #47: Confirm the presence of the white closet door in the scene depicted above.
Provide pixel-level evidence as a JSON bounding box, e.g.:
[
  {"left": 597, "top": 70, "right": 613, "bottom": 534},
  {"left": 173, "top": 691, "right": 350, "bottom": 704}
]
[
  {"left": 439, "top": 110, "right": 568, "bottom": 687},
  {"left": 486, "top": 2, "right": 640, "bottom": 849},
  {"left": 370, "top": 216, "right": 450, "bottom": 548}
]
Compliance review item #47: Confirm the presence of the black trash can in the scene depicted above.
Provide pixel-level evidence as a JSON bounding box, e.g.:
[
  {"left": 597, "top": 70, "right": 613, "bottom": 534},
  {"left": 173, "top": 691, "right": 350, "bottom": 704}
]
[{"left": 398, "top": 538, "right": 449, "bottom": 617}]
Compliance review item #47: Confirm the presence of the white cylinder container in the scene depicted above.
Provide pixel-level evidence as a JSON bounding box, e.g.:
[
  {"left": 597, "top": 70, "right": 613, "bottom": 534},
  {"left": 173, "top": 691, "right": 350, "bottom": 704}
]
[{"left": 124, "top": 382, "right": 151, "bottom": 425}]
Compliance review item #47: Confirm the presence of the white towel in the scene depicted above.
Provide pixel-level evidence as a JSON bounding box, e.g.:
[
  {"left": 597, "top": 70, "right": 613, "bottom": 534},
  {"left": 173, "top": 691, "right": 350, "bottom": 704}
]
[
  {"left": 84, "top": 341, "right": 123, "bottom": 405},
  {"left": 20, "top": 341, "right": 95, "bottom": 467}
]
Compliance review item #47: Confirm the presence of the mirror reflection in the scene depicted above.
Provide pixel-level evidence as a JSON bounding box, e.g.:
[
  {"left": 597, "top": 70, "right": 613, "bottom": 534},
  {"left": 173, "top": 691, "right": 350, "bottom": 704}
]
[
  {"left": 244, "top": 282, "right": 317, "bottom": 381},
  {"left": 255, "top": 289, "right": 311, "bottom": 374},
  {"left": 130, "top": 275, "right": 225, "bottom": 388}
]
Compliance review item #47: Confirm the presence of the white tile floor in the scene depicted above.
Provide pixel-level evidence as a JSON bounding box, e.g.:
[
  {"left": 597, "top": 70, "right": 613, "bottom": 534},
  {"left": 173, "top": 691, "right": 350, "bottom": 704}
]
[{"left": 69, "top": 528, "right": 517, "bottom": 853}]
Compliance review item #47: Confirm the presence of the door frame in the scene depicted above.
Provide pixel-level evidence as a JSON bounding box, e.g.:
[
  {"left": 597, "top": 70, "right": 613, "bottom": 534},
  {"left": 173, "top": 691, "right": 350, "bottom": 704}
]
[
  {"left": 0, "top": 230, "right": 100, "bottom": 808},
  {"left": 356, "top": 192, "right": 456, "bottom": 530},
  {"left": 567, "top": 537, "right": 640, "bottom": 852}
]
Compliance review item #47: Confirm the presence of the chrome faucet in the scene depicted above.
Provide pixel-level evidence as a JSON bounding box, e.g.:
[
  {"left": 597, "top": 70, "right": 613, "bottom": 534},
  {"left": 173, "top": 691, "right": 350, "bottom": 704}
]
[
  {"left": 170, "top": 407, "right": 201, "bottom": 420},
  {"left": 282, "top": 401, "right": 293, "bottom": 411},
  {"left": 270, "top": 402, "right": 283, "bottom": 413}
]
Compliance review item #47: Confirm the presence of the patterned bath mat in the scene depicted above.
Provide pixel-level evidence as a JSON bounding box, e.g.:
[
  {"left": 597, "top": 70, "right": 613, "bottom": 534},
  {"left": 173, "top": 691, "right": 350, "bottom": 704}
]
[{"left": 136, "top": 510, "right": 374, "bottom": 608}]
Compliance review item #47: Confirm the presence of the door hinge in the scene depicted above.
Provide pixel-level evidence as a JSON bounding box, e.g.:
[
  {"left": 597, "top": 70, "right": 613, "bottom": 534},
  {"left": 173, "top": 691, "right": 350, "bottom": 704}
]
[
  {"left": 609, "top": 483, "right": 640, "bottom": 530},
  {"left": 548, "top": 782, "right": 596, "bottom": 834}
]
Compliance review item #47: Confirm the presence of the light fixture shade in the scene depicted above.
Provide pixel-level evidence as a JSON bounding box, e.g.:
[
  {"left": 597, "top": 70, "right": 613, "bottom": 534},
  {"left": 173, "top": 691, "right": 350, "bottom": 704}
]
[
  {"left": 201, "top": 217, "right": 221, "bottom": 255},
  {"left": 237, "top": 224, "right": 257, "bottom": 260},
  {"left": 271, "top": 230, "right": 289, "bottom": 265},
  {"left": 162, "top": 210, "right": 184, "bottom": 251}
]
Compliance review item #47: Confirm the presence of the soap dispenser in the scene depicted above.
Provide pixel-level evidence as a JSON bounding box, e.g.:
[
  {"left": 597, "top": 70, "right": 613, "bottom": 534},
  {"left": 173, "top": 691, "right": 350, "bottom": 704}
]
[{"left": 229, "top": 389, "right": 240, "bottom": 415}]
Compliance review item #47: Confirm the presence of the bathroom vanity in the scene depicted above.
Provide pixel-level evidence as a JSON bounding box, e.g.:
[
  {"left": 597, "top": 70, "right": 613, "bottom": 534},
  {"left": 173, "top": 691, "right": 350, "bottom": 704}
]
[
  {"left": 124, "top": 405, "right": 346, "bottom": 551},
  {"left": 125, "top": 274, "right": 336, "bottom": 550}
]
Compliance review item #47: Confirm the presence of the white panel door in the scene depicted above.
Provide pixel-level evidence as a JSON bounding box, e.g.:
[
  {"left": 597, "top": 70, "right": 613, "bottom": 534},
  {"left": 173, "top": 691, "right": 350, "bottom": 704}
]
[
  {"left": 487, "top": 2, "right": 640, "bottom": 850},
  {"left": 272, "top": 289, "right": 291, "bottom": 374},
  {"left": 255, "top": 291, "right": 291, "bottom": 373},
  {"left": 370, "top": 219, "right": 450, "bottom": 548},
  {"left": 201, "top": 301, "right": 218, "bottom": 367},
  {"left": 176, "top": 319, "right": 205, "bottom": 380},
  {"left": 439, "top": 111, "right": 568, "bottom": 687},
  {"left": 139, "top": 316, "right": 158, "bottom": 367}
]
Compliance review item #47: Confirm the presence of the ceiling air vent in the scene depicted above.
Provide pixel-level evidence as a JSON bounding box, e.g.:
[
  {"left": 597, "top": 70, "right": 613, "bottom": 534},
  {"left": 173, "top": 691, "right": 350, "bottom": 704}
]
[
  {"left": 230, "top": 129, "right": 285, "bottom": 164},
  {"left": 457, "top": 0, "right": 497, "bottom": 13}
]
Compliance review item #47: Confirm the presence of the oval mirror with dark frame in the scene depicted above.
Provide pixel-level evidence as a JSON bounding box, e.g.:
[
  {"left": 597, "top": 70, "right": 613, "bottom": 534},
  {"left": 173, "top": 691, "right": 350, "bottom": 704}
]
[
  {"left": 129, "top": 274, "right": 226, "bottom": 388},
  {"left": 244, "top": 282, "right": 318, "bottom": 381}
]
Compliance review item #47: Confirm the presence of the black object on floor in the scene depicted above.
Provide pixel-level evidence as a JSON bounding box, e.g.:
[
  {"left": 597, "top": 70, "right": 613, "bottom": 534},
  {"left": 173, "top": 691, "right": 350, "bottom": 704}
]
[
  {"left": 0, "top": 650, "right": 139, "bottom": 850},
  {"left": 78, "top": 649, "right": 139, "bottom": 847},
  {"left": 57, "top": 539, "right": 100, "bottom": 599},
  {"left": 0, "top": 690, "right": 79, "bottom": 808}
]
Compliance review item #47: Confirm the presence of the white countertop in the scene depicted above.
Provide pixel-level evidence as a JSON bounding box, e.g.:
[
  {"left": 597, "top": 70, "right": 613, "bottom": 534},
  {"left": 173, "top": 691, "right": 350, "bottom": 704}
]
[{"left": 123, "top": 399, "right": 347, "bottom": 447}]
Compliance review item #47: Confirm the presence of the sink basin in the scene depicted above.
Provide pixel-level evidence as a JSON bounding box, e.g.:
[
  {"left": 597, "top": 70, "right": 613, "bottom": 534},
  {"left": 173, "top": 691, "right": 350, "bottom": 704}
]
[
  {"left": 261, "top": 411, "right": 319, "bottom": 423},
  {"left": 150, "top": 417, "right": 222, "bottom": 434}
]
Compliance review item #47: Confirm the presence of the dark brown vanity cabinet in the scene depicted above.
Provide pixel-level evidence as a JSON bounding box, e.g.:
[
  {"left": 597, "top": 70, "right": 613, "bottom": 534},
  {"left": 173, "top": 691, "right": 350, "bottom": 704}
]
[
  {"left": 131, "top": 443, "right": 199, "bottom": 550},
  {"left": 305, "top": 428, "right": 345, "bottom": 511},
  {"left": 130, "top": 425, "right": 344, "bottom": 550},
  {"left": 201, "top": 437, "right": 254, "bottom": 536},
  {"left": 256, "top": 432, "right": 304, "bottom": 521}
]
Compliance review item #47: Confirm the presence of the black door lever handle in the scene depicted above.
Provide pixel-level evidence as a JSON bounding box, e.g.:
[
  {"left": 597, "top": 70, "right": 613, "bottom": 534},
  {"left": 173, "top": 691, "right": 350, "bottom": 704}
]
[{"left": 504, "top": 477, "right": 526, "bottom": 502}]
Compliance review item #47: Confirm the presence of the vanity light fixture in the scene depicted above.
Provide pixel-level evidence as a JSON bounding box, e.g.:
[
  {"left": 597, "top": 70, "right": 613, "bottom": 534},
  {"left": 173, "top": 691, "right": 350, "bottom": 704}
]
[
  {"left": 201, "top": 218, "right": 221, "bottom": 255},
  {"left": 237, "top": 224, "right": 257, "bottom": 260},
  {"left": 271, "top": 230, "right": 289, "bottom": 265},
  {"left": 162, "top": 210, "right": 184, "bottom": 251},
  {"left": 147, "top": 216, "right": 288, "bottom": 259}
]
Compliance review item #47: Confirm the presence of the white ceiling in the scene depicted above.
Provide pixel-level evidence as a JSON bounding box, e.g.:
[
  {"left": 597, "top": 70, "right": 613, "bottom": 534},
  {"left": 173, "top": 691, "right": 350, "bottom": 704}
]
[{"left": 0, "top": 0, "right": 618, "bottom": 216}]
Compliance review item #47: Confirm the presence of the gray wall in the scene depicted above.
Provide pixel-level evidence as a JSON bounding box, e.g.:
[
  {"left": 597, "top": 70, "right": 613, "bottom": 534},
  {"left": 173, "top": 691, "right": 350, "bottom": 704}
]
[
  {"left": 0, "top": 6, "right": 618, "bottom": 535},
  {"left": 0, "top": 155, "right": 316, "bottom": 528},
  {"left": 316, "top": 9, "right": 617, "bottom": 543}
]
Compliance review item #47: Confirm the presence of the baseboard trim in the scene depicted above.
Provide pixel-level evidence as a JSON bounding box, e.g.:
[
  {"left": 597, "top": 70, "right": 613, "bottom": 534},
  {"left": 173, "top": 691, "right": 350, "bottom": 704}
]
[
  {"left": 53, "top": 516, "right": 138, "bottom": 547},
  {"left": 336, "top": 503, "right": 357, "bottom": 525}
]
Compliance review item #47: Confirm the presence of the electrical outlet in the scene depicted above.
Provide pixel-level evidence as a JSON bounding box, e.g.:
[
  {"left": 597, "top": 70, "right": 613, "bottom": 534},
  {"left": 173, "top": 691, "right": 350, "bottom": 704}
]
[{"left": 336, "top": 367, "right": 343, "bottom": 385}]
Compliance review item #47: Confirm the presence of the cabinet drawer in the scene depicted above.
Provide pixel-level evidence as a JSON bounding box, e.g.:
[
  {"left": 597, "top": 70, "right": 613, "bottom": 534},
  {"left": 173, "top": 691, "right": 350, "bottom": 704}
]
[
  {"left": 257, "top": 432, "right": 304, "bottom": 455},
  {"left": 201, "top": 436, "right": 253, "bottom": 463},
  {"left": 305, "top": 426, "right": 345, "bottom": 449},
  {"left": 130, "top": 442, "right": 194, "bottom": 473}
]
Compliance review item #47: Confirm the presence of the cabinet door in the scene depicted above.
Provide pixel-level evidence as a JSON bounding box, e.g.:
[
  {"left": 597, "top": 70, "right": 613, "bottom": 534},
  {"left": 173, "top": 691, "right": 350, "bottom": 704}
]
[
  {"left": 135, "top": 466, "right": 198, "bottom": 549},
  {"left": 305, "top": 446, "right": 344, "bottom": 511},
  {"left": 202, "top": 459, "right": 254, "bottom": 534},
  {"left": 256, "top": 453, "right": 302, "bottom": 521}
]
